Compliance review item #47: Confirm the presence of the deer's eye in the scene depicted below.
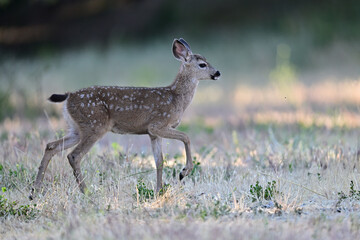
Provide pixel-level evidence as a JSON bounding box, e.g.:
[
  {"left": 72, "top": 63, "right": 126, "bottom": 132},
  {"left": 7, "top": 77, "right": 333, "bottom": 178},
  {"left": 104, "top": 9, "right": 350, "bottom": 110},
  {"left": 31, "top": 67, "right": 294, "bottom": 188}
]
[{"left": 199, "top": 63, "right": 207, "bottom": 68}]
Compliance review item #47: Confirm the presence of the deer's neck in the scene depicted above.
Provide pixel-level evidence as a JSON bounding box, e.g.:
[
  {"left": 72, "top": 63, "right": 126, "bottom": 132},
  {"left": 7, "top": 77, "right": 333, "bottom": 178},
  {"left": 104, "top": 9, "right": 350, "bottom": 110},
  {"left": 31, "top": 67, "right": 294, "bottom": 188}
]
[{"left": 170, "top": 66, "right": 199, "bottom": 110}]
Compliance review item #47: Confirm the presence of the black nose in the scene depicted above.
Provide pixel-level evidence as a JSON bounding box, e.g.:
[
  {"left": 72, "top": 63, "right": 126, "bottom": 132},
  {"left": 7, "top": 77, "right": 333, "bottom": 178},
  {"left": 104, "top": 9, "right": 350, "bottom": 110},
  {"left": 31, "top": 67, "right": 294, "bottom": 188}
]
[{"left": 214, "top": 71, "right": 221, "bottom": 77}]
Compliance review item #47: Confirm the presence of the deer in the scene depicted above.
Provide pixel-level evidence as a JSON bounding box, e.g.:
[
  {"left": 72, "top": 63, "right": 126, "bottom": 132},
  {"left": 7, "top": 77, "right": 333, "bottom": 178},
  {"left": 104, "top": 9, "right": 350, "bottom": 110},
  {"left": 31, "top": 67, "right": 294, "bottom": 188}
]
[{"left": 29, "top": 38, "right": 221, "bottom": 200}]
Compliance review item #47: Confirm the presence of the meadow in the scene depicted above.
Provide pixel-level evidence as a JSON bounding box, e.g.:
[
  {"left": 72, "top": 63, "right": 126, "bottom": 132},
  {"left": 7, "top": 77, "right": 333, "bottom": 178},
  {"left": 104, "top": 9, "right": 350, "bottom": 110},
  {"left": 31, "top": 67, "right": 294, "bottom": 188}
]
[{"left": 1, "top": 35, "right": 360, "bottom": 239}]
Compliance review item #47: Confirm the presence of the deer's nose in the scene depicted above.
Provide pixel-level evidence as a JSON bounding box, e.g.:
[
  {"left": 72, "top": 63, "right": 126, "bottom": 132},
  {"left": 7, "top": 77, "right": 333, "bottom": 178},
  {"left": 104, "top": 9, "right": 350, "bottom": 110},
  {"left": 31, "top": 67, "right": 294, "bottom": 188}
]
[{"left": 211, "top": 70, "right": 221, "bottom": 80}]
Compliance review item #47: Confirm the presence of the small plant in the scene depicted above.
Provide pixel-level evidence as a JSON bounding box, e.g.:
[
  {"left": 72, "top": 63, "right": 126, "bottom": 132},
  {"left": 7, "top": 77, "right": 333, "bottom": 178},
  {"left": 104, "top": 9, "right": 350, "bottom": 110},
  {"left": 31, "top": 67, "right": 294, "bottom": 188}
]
[
  {"left": 134, "top": 179, "right": 154, "bottom": 201},
  {"left": 1, "top": 164, "right": 32, "bottom": 189},
  {"left": 211, "top": 200, "right": 231, "bottom": 219},
  {"left": 158, "top": 183, "right": 171, "bottom": 196},
  {"left": 336, "top": 181, "right": 360, "bottom": 209},
  {"left": 186, "top": 200, "right": 230, "bottom": 220},
  {"left": 133, "top": 179, "right": 171, "bottom": 202},
  {"left": 55, "top": 129, "right": 66, "bottom": 139},
  {"left": 98, "top": 171, "right": 107, "bottom": 185},
  {"left": 189, "top": 158, "right": 202, "bottom": 183},
  {"left": 163, "top": 158, "right": 178, "bottom": 180},
  {"left": 163, "top": 165, "right": 177, "bottom": 179},
  {"left": 9, "top": 164, "right": 28, "bottom": 178},
  {"left": 249, "top": 180, "right": 279, "bottom": 202},
  {"left": 0, "top": 187, "right": 38, "bottom": 220}
]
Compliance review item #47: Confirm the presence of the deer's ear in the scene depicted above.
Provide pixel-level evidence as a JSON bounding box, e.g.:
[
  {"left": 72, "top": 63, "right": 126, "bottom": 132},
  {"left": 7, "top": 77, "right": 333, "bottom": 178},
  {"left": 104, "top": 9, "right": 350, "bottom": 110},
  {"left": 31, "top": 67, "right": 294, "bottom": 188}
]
[{"left": 172, "top": 39, "right": 192, "bottom": 62}]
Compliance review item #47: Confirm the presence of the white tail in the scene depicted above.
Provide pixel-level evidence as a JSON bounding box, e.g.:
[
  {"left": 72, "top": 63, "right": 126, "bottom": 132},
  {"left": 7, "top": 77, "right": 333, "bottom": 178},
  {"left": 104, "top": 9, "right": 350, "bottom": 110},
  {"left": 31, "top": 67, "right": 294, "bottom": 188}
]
[{"left": 30, "top": 38, "right": 221, "bottom": 199}]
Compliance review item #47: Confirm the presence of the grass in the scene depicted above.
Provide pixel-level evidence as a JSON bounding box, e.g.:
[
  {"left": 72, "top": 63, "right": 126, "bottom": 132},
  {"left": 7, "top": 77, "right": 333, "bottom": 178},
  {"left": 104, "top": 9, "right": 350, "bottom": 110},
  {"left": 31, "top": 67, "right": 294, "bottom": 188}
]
[{"left": 1, "top": 107, "right": 360, "bottom": 239}]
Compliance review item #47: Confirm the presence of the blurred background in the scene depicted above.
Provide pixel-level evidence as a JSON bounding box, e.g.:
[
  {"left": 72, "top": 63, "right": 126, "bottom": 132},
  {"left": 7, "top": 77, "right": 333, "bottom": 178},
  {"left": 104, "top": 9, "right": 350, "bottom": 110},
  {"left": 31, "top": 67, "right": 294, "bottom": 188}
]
[{"left": 1, "top": 0, "right": 360, "bottom": 129}]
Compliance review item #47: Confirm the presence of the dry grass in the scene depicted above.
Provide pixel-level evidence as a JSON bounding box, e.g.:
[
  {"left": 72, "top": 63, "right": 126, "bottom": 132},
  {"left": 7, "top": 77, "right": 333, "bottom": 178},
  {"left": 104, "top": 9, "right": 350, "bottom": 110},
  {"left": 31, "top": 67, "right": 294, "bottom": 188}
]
[{"left": 1, "top": 81, "right": 360, "bottom": 239}]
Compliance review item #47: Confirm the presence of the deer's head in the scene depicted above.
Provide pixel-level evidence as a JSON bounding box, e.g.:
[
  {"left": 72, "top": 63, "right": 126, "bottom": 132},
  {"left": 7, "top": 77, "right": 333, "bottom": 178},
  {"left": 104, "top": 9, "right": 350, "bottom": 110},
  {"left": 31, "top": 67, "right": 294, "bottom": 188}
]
[{"left": 172, "top": 38, "right": 221, "bottom": 81}]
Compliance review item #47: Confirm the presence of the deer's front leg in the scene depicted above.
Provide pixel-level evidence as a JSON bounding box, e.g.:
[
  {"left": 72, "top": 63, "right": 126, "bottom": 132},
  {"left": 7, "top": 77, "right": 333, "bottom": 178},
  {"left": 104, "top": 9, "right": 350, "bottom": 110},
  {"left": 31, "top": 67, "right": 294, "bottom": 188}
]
[
  {"left": 149, "top": 135, "right": 164, "bottom": 193},
  {"left": 148, "top": 126, "right": 193, "bottom": 182}
]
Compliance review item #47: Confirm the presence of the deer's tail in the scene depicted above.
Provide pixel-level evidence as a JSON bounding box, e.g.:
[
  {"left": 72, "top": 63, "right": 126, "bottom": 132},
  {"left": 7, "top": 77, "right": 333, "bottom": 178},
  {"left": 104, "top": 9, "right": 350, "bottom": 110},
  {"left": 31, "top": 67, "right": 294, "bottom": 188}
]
[{"left": 48, "top": 93, "right": 69, "bottom": 102}]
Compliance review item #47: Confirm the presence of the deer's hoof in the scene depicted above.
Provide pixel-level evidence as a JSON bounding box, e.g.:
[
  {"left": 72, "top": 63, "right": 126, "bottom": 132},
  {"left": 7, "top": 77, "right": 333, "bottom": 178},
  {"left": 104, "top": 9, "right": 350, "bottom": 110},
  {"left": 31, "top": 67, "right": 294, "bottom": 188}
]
[
  {"left": 179, "top": 167, "right": 189, "bottom": 181},
  {"left": 29, "top": 188, "right": 35, "bottom": 201},
  {"left": 179, "top": 172, "right": 184, "bottom": 181}
]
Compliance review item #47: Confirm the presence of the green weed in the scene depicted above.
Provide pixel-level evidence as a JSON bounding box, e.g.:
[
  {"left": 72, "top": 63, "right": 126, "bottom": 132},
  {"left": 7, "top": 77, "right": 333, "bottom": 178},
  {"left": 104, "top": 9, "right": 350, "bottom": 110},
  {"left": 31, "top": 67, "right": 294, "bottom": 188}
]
[
  {"left": 1, "top": 164, "right": 33, "bottom": 189},
  {"left": 0, "top": 187, "right": 38, "bottom": 220},
  {"left": 336, "top": 181, "right": 360, "bottom": 210},
  {"left": 189, "top": 158, "right": 202, "bottom": 183},
  {"left": 185, "top": 200, "right": 231, "bottom": 220},
  {"left": 134, "top": 178, "right": 172, "bottom": 202},
  {"left": 134, "top": 179, "right": 154, "bottom": 201},
  {"left": 249, "top": 180, "right": 279, "bottom": 202}
]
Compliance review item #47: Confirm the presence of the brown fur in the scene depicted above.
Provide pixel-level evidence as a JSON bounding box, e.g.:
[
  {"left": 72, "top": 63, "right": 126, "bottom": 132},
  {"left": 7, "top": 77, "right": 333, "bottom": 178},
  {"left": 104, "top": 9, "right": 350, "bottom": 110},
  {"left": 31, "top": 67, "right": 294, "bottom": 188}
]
[{"left": 30, "top": 38, "right": 220, "bottom": 199}]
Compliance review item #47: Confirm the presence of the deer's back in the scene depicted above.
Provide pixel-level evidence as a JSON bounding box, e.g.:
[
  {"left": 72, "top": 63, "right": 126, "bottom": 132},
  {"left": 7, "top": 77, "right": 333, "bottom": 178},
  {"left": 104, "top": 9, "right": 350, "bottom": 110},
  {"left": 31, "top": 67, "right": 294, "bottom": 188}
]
[{"left": 65, "top": 86, "right": 183, "bottom": 134}]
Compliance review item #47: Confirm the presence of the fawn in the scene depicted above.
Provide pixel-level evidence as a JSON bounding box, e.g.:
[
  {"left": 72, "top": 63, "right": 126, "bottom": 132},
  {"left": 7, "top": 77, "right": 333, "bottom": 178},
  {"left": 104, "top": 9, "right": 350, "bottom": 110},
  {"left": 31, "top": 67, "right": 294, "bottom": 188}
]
[{"left": 30, "top": 38, "right": 220, "bottom": 200}]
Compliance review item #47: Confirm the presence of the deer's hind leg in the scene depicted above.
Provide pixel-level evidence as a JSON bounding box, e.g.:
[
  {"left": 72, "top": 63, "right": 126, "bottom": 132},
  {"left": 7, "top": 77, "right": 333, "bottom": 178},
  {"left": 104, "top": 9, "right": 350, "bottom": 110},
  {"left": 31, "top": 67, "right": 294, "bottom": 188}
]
[
  {"left": 67, "top": 131, "right": 105, "bottom": 194},
  {"left": 30, "top": 132, "right": 80, "bottom": 200}
]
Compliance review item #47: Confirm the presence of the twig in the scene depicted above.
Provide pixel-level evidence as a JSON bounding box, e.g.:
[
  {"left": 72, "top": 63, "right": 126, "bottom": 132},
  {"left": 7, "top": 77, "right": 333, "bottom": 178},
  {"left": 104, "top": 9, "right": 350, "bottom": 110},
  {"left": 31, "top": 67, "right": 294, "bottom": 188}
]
[
  {"left": 120, "top": 169, "right": 154, "bottom": 180},
  {"left": 257, "top": 171, "right": 327, "bottom": 198}
]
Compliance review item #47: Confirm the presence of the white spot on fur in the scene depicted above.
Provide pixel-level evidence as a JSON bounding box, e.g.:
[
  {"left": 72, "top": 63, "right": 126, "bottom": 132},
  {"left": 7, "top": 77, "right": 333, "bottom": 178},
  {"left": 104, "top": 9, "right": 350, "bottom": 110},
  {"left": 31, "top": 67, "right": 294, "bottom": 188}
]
[{"left": 167, "top": 95, "right": 173, "bottom": 104}]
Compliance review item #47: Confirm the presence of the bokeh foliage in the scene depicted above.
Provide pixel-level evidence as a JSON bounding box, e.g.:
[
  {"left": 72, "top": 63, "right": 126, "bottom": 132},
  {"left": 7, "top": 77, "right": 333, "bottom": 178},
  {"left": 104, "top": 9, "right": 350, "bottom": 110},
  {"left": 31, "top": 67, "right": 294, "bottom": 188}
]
[{"left": 1, "top": 0, "right": 360, "bottom": 49}]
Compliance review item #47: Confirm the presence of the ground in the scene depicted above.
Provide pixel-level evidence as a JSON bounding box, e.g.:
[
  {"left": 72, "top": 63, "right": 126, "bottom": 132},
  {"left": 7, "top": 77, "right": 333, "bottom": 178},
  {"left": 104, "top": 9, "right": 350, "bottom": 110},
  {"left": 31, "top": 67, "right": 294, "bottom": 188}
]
[{"left": 1, "top": 80, "right": 360, "bottom": 240}]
